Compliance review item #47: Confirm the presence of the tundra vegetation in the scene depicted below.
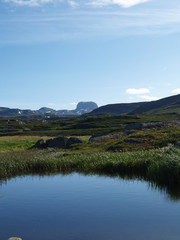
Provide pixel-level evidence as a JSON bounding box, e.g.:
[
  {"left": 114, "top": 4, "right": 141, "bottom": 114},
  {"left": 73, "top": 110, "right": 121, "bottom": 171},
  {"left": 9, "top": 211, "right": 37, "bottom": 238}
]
[{"left": 1, "top": 113, "right": 180, "bottom": 199}]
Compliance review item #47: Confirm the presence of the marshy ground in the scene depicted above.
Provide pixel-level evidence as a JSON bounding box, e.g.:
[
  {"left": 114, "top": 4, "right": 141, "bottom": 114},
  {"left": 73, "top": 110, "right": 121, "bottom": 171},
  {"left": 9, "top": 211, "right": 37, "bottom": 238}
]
[{"left": 1, "top": 114, "right": 180, "bottom": 199}]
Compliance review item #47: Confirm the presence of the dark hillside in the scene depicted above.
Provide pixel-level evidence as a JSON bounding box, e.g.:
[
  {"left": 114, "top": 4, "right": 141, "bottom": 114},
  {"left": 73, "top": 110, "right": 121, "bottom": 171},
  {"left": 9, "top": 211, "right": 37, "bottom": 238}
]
[
  {"left": 132, "top": 94, "right": 180, "bottom": 114},
  {"left": 89, "top": 102, "right": 146, "bottom": 115}
]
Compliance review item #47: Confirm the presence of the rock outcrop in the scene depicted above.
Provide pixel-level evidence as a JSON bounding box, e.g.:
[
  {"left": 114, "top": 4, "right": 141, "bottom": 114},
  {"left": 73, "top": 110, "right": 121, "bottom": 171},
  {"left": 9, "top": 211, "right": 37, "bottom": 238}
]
[
  {"left": 89, "top": 133, "right": 122, "bottom": 143},
  {"left": 31, "top": 136, "right": 82, "bottom": 149},
  {"left": 46, "top": 137, "right": 68, "bottom": 149},
  {"left": 124, "top": 121, "right": 180, "bottom": 132},
  {"left": 75, "top": 102, "right": 98, "bottom": 114}
]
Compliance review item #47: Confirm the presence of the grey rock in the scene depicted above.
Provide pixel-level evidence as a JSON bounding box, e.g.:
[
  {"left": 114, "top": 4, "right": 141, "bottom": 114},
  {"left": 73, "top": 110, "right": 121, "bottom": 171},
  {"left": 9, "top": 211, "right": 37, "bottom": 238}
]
[
  {"left": 124, "top": 138, "right": 146, "bottom": 144},
  {"left": 66, "top": 137, "right": 83, "bottom": 147},
  {"left": 89, "top": 133, "right": 122, "bottom": 143},
  {"left": 31, "top": 139, "right": 47, "bottom": 149},
  {"left": 46, "top": 137, "right": 68, "bottom": 149},
  {"left": 31, "top": 136, "right": 83, "bottom": 149}
]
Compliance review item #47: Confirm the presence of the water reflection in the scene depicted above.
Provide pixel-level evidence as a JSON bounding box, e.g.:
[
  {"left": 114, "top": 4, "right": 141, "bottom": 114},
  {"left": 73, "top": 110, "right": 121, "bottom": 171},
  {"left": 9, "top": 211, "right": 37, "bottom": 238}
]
[
  {"left": 1, "top": 171, "right": 180, "bottom": 200},
  {"left": 1, "top": 173, "right": 180, "bottom": 240}
]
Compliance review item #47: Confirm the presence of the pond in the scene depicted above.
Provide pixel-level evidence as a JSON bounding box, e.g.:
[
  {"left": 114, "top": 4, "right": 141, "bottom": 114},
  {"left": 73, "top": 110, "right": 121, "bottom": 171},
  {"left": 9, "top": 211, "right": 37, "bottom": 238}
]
[{"left": 0, "top": 173, "right": 180, "bottom": 240}]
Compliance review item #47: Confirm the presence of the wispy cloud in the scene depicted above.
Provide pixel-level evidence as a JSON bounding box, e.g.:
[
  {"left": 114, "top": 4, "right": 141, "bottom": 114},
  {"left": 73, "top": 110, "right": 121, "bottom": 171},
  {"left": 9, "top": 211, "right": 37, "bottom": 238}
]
[
  {"left": 89, "top": 0, "right": 150, "bottom": 8},
  {"left": 172, "top": 88, "right": 180, "bottom": 94},
  {"left": 140, "top": 95, "right": 159, "bottom": 101},
  {"left": 3, "top": 0, "right": 77, "bottom": 7},
  {"left": 3, "top": 0, "right": 150, "bottom": 7},
  {"left": 126, "top": 88, "right": 159, "bottom": 101},
  {"left": 2, "top": 6, "right": 180, "bottom": 44},
  {"left": 4, "top": 0, "right": 56, "bottom": 7},
  {"left": 126, "top": 88, "right": 150, "bottom": 94},
  {"left": 67, "top": 0, "right": 78, "bottom": 7},
  {"left": 70, "top": 102, "right": 77, "bottom": 105}
]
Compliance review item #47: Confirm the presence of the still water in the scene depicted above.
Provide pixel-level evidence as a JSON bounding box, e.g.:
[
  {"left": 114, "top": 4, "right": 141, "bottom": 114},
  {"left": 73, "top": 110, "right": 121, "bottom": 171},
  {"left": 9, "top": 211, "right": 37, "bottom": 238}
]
[{"left": 0, "top": 173, "right": 180, "bottom": 240}]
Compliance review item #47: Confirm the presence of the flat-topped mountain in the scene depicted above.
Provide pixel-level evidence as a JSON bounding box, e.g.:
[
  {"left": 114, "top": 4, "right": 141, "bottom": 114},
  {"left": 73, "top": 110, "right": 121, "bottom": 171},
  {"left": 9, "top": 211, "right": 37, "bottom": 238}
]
[{"left": 75, "top": 102, "right": 98, "bottom": 114}]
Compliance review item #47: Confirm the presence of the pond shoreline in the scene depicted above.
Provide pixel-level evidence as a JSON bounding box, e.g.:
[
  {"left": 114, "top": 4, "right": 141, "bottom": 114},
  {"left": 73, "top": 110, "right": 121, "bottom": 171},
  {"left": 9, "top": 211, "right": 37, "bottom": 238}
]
[{"left": 1, "top": 145, "right": 180, "bottom": 199}]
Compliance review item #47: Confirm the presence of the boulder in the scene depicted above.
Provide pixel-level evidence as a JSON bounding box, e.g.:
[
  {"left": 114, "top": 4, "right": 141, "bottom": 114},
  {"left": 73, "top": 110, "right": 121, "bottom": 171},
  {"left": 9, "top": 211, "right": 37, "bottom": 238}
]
[
  {"left": 31, "top": 136, "right": 82, "bottom": 149},
  {"left": 66, "top": 137, "right": 83, "bottom": 147},
  {"left": 89, "top": 133, "right": 122, "bottom": 143},
  {"left": 46, "top": 137, "right": 68, "bottom": 149},
  {"left": 31, "top": 139, "right": 47, "bottom": 149},
  {"left": 124, "top": 138, "right": 146, "bottom": 144},
  {"left": 8, "top": 238, "right": 22, "bottom": 240}
]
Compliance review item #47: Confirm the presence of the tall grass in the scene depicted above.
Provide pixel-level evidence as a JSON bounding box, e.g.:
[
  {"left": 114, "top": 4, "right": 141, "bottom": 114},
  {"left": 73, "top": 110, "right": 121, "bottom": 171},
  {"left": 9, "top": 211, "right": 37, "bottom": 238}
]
[{"left": 1, "top": 145, "right": 180, "bottom": 199}]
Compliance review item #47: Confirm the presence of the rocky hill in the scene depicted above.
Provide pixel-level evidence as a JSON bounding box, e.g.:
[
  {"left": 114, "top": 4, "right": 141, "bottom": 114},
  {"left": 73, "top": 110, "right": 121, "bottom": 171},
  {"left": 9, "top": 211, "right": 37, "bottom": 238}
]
[
  {"left": 2, "top": 94, "right": 180, "bottom": 118},
  {"left": 0, "top": 101, "right": 98, "bottom": 118}
]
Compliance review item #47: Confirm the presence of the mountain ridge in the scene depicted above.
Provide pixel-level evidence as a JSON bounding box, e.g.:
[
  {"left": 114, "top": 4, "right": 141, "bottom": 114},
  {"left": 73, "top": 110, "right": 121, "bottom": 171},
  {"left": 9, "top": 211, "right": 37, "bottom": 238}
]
[
  {"left": 1, "top": 94, "right": 180, "bottom": 118},
  {"left": 0, "top": 101, "right": 98, "bottom": 118},
  {"left": 89, "top": 93, "right": 180, "bottom": 116}
]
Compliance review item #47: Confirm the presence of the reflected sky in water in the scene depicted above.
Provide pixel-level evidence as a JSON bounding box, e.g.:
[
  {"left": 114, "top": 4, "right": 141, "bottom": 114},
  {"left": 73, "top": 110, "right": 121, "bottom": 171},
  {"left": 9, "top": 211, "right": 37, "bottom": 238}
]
[{"left": 0, "top": 173, "right": 180, "bottom": 240}]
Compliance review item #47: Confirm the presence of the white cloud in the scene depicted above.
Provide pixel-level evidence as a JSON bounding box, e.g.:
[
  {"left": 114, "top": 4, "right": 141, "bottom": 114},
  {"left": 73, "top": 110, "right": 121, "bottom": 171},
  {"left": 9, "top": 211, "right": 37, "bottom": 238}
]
[
  {"left": 67, "top": 0, "right": 78, "bottom": 7},
  {"left": 126, "top": 88, "right": 150, "bottom": 95},
  {"left": 172, "top": 88, "right": 180, "bottom": 94},
  {"left": 4, "top": 0, "right": 55, "bottom": 6},
  {"left": 89, "top": 0, "right": 150, "bottom": 8},
  {"left": 3, "top": 5, "right": 180, "bottom": 44},
  {"left": 70, "top": 102, "right": 77, "bottom": 105},
  {"left": 140, "top": 95, "right": 159, "bottom": 101},
  {"left": 4, "top": 0, "right": 150, "bottom": 7}
]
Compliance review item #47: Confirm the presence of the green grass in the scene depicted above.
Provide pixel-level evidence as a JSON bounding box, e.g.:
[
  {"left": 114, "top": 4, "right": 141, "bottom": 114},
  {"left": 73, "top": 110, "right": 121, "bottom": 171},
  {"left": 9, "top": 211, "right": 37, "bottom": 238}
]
[
  {"left": 0, "top": 136, "right": 51, "bottom": 151},
  {"left": 0, "top": 114, "right": 179, "bottom": 137},
  {"left": 105, "top": 127, "right": 180, "bottom": 152},
  {"left": 1, "top": 145, "right": 180, "bottom": 199},
  {"left": 0, "top": 135, "right": 91, "bottom": 152},
  {"left": 1, "top": 114, "right": 180, "bottom": 199}
]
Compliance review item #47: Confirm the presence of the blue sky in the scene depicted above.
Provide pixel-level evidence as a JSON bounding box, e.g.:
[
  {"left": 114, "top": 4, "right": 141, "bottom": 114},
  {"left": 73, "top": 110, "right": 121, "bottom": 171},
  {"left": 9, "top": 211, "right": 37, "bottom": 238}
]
[{"left": 1, "top": 0, "right": 180, "bottom": 110}]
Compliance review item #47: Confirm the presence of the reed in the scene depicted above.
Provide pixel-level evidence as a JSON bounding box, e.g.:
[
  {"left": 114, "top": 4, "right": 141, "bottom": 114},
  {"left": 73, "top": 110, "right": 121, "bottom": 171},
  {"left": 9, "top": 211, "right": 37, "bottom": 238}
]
[{"left": 1, "top": 145, "right": 180, "bottom": 191}]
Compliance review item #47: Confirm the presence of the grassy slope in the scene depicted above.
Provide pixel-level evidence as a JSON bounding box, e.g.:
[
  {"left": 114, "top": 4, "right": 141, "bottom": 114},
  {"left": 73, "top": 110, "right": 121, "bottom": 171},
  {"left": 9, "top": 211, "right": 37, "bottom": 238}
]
[
  {"left": 131, "top": 94, "right": 180, "bottom": 114},
  {"left": 148, "top": 103, "right": 180, "bottom": 114},
  {"left": 0, "top": 114, "right": 179, "bottom": 137}
]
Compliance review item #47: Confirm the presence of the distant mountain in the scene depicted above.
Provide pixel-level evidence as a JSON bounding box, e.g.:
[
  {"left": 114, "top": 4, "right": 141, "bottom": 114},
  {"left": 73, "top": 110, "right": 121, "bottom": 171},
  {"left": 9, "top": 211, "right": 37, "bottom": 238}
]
[
  {"left": 38, "top": 107, "right": 56, "bottom": 115},
  {"left": 0, "top": 101, "right": 98, "bottom": 118},
  {"left": 89, "top": 94, "right": 180, "bottom": 116},
  {"left": 75, "top": 102, "right": 98, "bottom": 114},
  {"left": 89, "top": 102, "right": 146, "bottom": 115},
  {"left": 0, "top": 107, "right": 37, "bottom": 117},
  {"left": 38, "top": 102, "right": 98, "bottom": 116},
  {"left": 131, "top": 94, "right": 180, "bottom": 114},
  {"left": 2, "top": 94, "right": 180, "bottom": 118}
]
